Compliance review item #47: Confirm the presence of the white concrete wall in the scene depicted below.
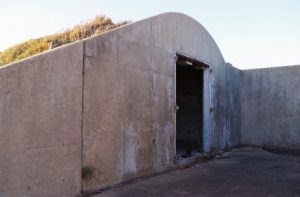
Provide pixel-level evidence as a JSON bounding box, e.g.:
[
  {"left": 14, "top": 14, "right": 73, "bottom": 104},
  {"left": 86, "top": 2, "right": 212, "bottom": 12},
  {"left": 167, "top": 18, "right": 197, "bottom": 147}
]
[
  {"left": 225, "top": 63, "right": 242, "bottom": 147},
  {"left": 242, "top": 66, "right": 300, "bottom": 150},
  {"left": 0, "top": 42, "right": 83, "bottom": 196}
]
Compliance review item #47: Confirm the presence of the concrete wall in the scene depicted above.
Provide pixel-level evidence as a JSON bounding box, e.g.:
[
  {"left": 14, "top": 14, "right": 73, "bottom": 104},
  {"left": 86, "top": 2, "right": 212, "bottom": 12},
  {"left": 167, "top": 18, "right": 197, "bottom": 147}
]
[
  {"left": 0, "top": 42, "right": 83, "bottom": 196},
  {"left": 242, "top": 65, "right": 300, "bottom": 150},
  {"left": 225, "top": 63, "right": 242, "bottom": 147},
  {"left": 81, "top": 12, "right": 230, "bottom": 191}
]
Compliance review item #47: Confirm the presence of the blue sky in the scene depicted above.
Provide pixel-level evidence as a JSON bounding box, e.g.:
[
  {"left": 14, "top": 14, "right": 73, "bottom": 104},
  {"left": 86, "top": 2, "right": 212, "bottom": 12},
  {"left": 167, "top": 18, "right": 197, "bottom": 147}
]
[{"left": 1, "top": 0, "right": 299, "bottom": 69}]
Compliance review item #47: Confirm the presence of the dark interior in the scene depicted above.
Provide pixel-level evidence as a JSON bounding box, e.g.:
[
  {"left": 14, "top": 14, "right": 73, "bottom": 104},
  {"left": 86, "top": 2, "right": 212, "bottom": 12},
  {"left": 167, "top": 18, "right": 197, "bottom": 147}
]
[{"left": 176, "top": 55, "right": 204, "bottom": 158}]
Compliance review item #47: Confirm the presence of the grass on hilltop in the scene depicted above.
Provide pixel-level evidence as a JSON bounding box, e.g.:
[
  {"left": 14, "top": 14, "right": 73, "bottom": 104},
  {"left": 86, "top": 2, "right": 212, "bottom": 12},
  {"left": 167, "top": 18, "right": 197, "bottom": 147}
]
[{"left": 0, "top": 15, "right": 129, "bottom": 67}]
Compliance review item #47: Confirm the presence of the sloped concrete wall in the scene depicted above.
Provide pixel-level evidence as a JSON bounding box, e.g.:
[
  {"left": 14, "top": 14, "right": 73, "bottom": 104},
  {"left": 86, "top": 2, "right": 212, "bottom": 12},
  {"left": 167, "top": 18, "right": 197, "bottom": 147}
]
[
  {"left": 0, "top": 42, "right": 83, "bottom": 196},
  {"left": 242, "top": 65, "right": 300, "bottom": 150}
]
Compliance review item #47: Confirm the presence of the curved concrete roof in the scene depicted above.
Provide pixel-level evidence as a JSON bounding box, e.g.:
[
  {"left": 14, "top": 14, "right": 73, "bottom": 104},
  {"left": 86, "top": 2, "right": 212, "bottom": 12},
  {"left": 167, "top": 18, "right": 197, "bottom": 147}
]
[
  {"left": 146, "top": 12, "right": 225, "bottom": 65},
  {"left": 97, "top": 11, "right": 225, "bottom": 67}
]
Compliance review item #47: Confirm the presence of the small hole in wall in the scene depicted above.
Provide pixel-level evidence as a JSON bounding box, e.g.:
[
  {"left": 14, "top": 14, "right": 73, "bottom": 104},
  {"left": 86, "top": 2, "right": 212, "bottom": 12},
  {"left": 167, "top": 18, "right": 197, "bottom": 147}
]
[{"left": 82, "top": 166, "right": 94, "bottom": 181}]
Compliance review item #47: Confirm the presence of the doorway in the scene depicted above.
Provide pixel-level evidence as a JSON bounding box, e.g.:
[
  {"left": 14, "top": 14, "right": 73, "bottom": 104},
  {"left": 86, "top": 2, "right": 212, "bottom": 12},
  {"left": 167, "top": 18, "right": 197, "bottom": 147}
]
[{"left": 176, "top": 54, "right": 208, "bottom": 158}]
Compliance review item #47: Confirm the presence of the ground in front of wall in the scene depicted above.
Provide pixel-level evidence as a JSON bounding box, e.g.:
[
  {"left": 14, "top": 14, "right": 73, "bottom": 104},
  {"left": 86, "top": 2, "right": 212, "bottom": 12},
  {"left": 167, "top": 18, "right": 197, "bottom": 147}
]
[{"left": 93, "top": 147, "right": 300, "bottom": 197}]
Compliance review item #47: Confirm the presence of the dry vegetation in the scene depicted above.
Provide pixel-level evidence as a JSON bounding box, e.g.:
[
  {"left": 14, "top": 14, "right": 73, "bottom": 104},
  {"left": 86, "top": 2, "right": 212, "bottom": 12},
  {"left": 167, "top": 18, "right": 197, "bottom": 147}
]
[{"left": 0, "top": 15, "right": 129, "bottom": 67}]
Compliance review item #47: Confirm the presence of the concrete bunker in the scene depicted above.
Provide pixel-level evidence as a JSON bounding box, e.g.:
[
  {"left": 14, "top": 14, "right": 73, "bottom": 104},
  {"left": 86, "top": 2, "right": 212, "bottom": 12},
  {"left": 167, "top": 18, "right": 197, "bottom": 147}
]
[
  {"left": 176, "top": 53, "right": 209, "bottom": 158},
  {"left": 0, "top": 12, "right": 233, "bottom": 196},
  {"left": 1, "top": 12, "right": 299, "bottom": 196}
]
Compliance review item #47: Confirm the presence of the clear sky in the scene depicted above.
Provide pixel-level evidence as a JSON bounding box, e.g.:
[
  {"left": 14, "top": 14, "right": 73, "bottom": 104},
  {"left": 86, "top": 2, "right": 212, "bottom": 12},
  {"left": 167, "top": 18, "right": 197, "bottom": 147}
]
[{"left": 1, "top": 0, "right": 300, "bottom": 69}]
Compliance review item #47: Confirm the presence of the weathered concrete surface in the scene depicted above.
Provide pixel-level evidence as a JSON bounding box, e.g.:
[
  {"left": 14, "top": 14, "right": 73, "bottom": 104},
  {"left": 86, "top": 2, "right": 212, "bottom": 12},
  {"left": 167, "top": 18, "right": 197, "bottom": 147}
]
[
  {"left": 83, "top": 30, "right": 125, "bottom": 190},
  {"left": 242, "top": 66, "right": 300, "bottom": 150},
  {"left": 94, "top": 147, "right": 300, "bottom": 197},
  {"left": 225, "top": 63, "right": 242, "bottom": 147},
  {"left": 0, "top": 42, "right": 83, "bottom": 196},
  {"left": 82, "top": 12, "right": 229, "bottom": 192},
  {"left": 151, "top": 13, "right": 228, "bottom": 152}
]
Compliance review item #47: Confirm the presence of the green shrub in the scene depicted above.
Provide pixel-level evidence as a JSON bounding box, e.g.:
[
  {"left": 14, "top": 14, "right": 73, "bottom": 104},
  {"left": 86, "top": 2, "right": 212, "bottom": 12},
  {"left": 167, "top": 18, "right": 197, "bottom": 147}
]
[{"left": 0, "top": 15, "right": 129, "bottom": 67}]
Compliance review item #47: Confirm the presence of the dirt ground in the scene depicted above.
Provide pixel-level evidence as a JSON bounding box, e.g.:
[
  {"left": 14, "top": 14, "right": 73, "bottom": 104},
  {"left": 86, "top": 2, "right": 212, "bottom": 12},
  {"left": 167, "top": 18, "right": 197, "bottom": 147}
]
[{"left": 93, "top": 147, "right": 300, "bottom": 197}]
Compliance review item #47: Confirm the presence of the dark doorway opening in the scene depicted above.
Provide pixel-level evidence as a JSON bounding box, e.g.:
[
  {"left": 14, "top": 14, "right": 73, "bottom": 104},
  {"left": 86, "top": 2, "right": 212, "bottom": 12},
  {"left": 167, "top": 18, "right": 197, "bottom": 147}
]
[{"left": 176, "top": 54, "right": 207, "bottom": 159}]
